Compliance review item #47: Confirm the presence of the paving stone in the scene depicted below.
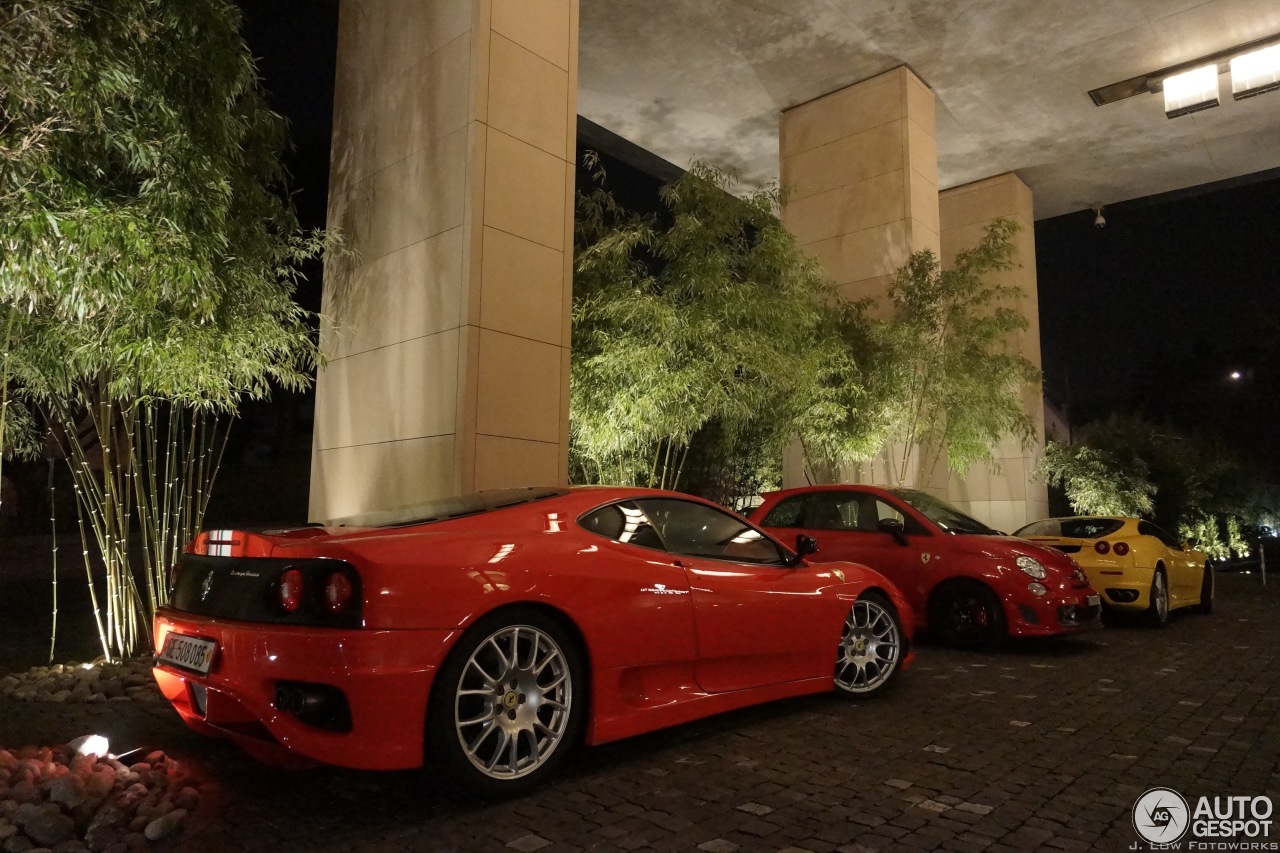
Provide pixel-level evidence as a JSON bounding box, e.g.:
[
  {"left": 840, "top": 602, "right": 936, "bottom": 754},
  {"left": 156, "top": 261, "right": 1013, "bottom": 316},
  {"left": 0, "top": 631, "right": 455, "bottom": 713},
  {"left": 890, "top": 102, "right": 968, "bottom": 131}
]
[
  {"left": 697, "top": 841, "right": 738, "bottom": 853},
  {"left": 735, "top": 802, "right": 773, "bottom": 816}
]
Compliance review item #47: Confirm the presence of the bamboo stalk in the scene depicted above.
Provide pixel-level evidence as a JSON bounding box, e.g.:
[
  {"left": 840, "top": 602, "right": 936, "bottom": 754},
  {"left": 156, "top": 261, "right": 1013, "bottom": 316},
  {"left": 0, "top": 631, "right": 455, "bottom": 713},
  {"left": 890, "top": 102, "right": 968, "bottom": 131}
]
[{"left": 47, "top": 458, "right": 58, "bottom": 663}]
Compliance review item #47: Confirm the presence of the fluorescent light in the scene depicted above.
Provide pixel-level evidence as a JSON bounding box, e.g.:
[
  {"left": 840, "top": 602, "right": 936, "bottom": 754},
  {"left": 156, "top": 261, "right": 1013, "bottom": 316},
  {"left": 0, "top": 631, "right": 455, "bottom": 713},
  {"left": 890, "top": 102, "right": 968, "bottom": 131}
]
[
  {"left": 1231, "top": 44, "right": 1280, "bottom": 100},
  {"left": 1163, "top": 64, "right": 1220, "bottom": 117}
]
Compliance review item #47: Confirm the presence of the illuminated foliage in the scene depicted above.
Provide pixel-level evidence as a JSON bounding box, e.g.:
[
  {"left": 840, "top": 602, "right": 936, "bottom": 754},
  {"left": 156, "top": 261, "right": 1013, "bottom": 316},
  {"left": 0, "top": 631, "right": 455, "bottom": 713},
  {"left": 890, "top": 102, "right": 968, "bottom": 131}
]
[
  {"left": 571, "top": 159, "right": 898, "bottom": 500},
  {"left": 881, "top": 218, "right": 1040, "bottom": 482},
  {"left": 1039, "top": 414, "right": 1270, "bottom": 559},
  {"left": 0, "top": 0, "right": 329, "bottom": 658}
]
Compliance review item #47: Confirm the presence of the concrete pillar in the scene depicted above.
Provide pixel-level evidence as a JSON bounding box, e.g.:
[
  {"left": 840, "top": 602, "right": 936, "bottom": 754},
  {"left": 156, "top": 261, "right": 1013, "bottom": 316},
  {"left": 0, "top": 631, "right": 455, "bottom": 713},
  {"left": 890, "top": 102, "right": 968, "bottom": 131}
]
[
  {"left": 939, "top": 174, "right": 1049, "bottom": 532},
  {"left": 310, "top": 0, "right": 578, "bottom": 521},
  {"left": 778, "top": 66, "right": 942, "bottom": 490}
]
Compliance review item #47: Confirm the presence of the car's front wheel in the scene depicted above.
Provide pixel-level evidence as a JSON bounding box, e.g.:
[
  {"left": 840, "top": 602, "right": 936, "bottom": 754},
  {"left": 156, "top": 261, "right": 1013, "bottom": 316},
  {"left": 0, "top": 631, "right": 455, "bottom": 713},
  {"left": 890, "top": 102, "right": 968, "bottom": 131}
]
[
  {"left": 834, "top": 593, "right": 903, "bottom": 697},
  {"left": 428, "top": 608, "right": 584, "bottom": 798},
  {"left": 1147, "top": 568, "right": 1170, "bottom": 627},
  {"left": 930, "top": 581, "right": 1006, "bottom": 650}
]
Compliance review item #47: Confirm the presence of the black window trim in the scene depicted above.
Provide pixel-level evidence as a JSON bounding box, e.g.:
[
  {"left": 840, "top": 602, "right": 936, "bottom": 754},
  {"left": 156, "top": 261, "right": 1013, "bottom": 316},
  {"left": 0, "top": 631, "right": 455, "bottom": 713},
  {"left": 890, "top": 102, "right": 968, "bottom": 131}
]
[{"left": 577, "top": 497, "right": 795, "bottom": 567}]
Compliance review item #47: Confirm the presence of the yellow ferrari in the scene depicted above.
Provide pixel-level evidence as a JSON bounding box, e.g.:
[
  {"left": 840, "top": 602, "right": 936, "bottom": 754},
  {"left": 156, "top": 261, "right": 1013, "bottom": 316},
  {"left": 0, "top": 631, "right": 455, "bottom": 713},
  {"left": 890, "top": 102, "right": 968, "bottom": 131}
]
[{"left": 1013, "top": 516, "right": 1212, "bottom": 626}]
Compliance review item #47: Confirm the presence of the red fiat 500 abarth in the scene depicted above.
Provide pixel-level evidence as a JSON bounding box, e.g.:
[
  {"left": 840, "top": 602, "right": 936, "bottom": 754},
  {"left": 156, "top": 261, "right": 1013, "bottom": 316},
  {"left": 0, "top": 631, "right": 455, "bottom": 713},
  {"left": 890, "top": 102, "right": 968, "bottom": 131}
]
[{"left": 754, "top": 485, "right": 1101, "bottom": 648}]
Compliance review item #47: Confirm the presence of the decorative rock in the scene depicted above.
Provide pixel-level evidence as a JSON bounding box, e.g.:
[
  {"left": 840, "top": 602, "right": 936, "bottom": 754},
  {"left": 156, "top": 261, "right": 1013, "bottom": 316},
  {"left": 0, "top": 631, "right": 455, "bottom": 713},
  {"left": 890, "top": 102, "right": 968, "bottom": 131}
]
[
  {"left": 0, "top": 827, "right": 15, "bottom": 842},
  {"left": 9, "top": 782, "right": 40, "bottom": 805},
  {"left": 83, "top": 826, "right": 119, "bottom": 853},
  {"left": 83, "top": 770, "right": 113, "bottom": 801},
  {"left": 51, "top": 841, "right": 88, "bottom": 853},
  {"left": 3, "top": 834, "right": 34, "bottom": 853},
  {"left": 172, "top": 788, "right": 198, "bottom": 812},
  {"left": 83, "top": 806, "right": 125, "bottom": 840},
  {"left": 46, "top": 777, "right": 85, "bottom": 810},
  {"left": 141, "top": 810, "right": 185, "bottom": 842},
  {"left": 25, "top": 812, "right": 74, "bottom": 847}
]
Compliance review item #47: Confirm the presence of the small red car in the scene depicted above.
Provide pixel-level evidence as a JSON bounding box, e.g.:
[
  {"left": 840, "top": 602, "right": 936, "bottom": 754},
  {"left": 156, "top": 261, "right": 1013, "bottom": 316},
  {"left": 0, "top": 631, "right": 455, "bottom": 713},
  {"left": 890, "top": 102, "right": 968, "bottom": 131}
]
[
  {"left": 153, "top": 486, "right": 914, "bottom": 796},
  {"left": 754, "top": 485, "right": 1101, "bottom": 648}
]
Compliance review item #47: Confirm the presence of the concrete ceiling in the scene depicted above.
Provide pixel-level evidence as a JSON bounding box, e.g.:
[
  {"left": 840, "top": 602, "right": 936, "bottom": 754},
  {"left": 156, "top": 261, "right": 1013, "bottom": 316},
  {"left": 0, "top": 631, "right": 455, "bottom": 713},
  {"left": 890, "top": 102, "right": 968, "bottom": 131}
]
[{"left": 577, "top": 0, "right": 1280, "bottom": 219}]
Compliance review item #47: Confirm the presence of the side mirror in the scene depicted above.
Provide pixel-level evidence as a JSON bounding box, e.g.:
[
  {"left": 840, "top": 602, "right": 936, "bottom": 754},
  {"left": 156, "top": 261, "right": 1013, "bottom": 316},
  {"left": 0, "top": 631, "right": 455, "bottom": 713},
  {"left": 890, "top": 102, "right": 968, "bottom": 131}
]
[
  {"left": 1185, "top": 538, "right": 1200, "bottom": 550},
  {"left": 786, "top": 534, "right": 819, "bottom": 566},
  {"left": 877, "top": 517, "right": 909, "bottom": 546}
]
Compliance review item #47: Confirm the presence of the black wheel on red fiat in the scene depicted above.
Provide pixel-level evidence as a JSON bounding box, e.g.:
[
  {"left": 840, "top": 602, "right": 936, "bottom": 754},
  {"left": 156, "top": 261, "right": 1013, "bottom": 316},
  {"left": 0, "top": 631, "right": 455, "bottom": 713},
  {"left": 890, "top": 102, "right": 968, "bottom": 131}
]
[
  {"left": 930, "top": 580, "right": 1006, "bottom": 650},
  {"left": 426, "top": 607, "right": 585, "bottom": 798}
]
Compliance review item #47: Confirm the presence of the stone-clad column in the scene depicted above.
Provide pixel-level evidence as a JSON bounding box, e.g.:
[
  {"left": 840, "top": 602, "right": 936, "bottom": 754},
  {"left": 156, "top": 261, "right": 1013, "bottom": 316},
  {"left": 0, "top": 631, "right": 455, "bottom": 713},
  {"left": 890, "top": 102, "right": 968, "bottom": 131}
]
[
  {"left": 780, "top": 66, "right": 939, "bottom": 307},
  {"left": 940, "top": 174, "right": 1049, "bottom": 532},
  {"left": 310, "top": 0, "right": 578, "bottom": 521},
  {"left": 779, "top": 66, "right": 941, "bottom": 489}
]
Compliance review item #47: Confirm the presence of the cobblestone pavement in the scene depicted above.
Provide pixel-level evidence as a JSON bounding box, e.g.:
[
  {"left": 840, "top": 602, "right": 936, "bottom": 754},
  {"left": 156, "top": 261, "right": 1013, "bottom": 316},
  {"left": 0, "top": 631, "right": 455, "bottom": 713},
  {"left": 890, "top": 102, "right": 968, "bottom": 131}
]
[{"left": 2, "top": 573, "right": 1279, "bottom": 852}]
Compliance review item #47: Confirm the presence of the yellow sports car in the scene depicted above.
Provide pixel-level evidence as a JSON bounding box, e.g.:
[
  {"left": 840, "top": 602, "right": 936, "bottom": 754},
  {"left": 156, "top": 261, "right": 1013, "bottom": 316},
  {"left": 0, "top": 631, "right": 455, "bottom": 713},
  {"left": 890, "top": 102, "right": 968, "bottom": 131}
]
[{"left": 1013, "top": 516, "right": 1212, "bottom": 626}]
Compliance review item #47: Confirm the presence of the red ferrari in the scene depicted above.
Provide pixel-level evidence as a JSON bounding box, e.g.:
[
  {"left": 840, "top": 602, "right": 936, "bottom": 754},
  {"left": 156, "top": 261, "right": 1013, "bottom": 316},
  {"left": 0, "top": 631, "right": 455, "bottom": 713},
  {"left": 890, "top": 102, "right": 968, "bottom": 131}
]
[
  {"left": 754, "top": 485, "right": 1101, "bottom": 648},
  {"left": 153, "top": 486, "right": 914, "bottom": 795}
]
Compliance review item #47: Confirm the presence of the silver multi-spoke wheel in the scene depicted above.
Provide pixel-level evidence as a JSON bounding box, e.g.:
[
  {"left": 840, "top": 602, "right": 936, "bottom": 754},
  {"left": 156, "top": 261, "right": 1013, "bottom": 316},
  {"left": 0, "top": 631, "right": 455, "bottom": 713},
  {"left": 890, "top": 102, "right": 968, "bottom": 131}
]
[
  {"left": 454, "top": 625, "right": 573, "bottom": 780},
  {"left": 835, "top": 596, "right": 901, "bottom": 696},
  {"left": 1148, "top": 570, "right": 1170, "bottom": 626}
]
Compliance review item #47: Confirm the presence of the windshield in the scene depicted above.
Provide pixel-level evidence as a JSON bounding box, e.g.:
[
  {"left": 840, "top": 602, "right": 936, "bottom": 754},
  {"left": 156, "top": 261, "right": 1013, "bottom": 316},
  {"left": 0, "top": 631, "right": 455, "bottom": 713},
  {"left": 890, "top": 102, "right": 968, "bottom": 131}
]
[
  {"left": 893, "top": 489, "right": 999, "bottom": 535},
  {"left": 1015, "top": 518, "right": 1124, "bottom": 539}
]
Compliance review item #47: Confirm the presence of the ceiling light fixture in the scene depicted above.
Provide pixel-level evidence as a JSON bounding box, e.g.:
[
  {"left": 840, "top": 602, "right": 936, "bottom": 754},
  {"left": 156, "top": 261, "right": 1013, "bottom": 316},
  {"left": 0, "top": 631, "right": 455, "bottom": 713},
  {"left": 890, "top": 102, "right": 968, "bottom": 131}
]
[
  {"left": 1089, "top": 32, "right": 1280, "bottom": 115},
  {"left": 1163, "top": 64, "right": 1220, "bottom": 118},
  {"left": 1231, "top": 44, "right": 1280, "bottom": 100}
]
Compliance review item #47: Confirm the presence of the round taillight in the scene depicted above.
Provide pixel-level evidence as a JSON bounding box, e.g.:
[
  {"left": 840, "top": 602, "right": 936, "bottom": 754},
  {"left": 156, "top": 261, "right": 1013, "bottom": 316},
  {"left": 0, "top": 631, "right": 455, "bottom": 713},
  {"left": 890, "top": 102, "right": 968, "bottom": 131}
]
[
  {"left": 278, "top": 568, "right": 305, "bottom": 614},
  {"left": 1114, "top": 541, "right": 1130, "bottom": 556},
  {"left": 1094, "top": 540, "right": 1111, "bottom": 554},
  {"left": 324, "top": 571, "right": 354, "bottom": 614}
]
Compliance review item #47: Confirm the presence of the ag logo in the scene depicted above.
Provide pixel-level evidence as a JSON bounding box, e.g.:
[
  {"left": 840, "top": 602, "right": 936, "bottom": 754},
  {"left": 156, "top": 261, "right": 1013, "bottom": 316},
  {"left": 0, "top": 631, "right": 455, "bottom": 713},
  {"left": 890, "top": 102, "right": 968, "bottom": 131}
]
[{"left": 1133, "top": 787, "right": 1190, "bottom": 844}]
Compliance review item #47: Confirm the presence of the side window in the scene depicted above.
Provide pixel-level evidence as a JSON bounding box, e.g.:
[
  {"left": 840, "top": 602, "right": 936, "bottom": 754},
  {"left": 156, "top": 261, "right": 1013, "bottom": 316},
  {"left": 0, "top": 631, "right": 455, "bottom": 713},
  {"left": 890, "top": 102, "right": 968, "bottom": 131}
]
[
  {"left": 761, "top": 496, "right": 807, "bottom": 528},
  {"left": 578, "top": 502, "right": 666, "bottom": 551},
  {"left": 1139, "top": 521, "right": 1180, "bottom": 549},
  {"left": 635, "top": 499, "right": 787, "bottom": 565},
  {"left": 875, "top": 499, "right": 929, "bottom": 536},
  {"left": 801, "top": 493, "right": 861, "bottom": 531}
]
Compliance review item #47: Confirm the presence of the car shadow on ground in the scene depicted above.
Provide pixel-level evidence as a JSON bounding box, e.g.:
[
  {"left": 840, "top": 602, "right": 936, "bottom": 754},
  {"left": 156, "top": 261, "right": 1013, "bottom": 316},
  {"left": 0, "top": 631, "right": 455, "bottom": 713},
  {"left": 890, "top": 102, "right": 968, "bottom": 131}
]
[{"left": 913, "top": 631, "right": 1108, "bottom": 658}]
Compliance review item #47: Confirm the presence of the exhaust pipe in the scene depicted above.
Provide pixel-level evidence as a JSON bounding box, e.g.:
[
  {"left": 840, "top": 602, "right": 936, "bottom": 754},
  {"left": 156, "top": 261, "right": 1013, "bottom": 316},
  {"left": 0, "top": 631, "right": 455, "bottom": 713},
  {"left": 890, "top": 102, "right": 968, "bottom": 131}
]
[{"left": 275, "top": 682, "right": 331, "bottom": 715}]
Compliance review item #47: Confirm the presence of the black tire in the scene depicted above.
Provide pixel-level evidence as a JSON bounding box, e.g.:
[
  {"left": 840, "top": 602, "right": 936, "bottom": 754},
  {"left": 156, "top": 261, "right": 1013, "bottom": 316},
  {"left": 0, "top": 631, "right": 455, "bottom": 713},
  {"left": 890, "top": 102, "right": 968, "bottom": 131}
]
[
  {"left": 930, "top": 581, "right": 1006, "bottom": 650},
  {"left": 1146, "top": 568, "right": 1170, "bottom": 627},
  {"left": 1195, "top": 564, "right": 1214, "bottom": 614},
  {"left": 833, "top": 592, "right": 903, "bottom": 698},
  {"left": 426, "top": 607, "right": 585, "bottom": 799}
]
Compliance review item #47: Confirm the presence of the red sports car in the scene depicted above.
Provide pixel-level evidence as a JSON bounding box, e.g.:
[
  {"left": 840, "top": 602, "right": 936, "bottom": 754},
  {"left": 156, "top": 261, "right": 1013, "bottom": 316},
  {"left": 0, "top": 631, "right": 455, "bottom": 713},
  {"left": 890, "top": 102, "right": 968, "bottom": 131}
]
[
  {"left": 153, "top": 486, "right": 914, "bottom": 796},
  {"left": 753, "top": 485, "right": 1101, "bottom": 648}
]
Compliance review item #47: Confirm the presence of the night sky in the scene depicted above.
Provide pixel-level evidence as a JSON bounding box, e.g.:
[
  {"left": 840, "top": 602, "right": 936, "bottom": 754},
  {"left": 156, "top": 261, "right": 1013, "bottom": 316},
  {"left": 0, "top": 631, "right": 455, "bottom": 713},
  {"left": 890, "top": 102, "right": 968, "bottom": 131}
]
[{"left": 236, "top": 0, "right": 1280, "bottom": 495}]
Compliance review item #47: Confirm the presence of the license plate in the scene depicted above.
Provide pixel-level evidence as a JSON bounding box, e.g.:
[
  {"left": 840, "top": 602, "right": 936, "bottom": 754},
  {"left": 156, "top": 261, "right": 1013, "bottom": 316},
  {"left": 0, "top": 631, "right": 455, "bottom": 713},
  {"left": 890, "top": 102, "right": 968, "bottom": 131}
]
[
  {"left": 1087, "top": 594, "right": 1101, "bottom": 607},
  {"left": 159, "top": 633, "right": 217, "bottom": 675}
]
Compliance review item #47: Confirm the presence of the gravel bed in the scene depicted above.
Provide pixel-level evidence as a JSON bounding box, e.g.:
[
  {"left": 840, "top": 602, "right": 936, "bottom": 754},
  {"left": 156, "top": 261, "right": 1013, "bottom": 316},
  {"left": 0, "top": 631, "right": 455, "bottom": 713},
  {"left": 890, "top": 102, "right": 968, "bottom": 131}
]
[
  {"left": 0, "top": 662, "right": 160, "bottom": 706},
  {"left": 0, "top": 660, "right": 195, "bottom": 849},
  {"left": 0, "top": 744, "right": 198, "bottom": 852}
]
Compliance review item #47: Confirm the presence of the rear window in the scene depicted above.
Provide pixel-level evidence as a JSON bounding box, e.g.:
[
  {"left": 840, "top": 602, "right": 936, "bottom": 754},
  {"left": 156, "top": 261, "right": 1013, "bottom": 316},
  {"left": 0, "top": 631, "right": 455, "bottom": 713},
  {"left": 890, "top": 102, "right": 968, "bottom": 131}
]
[
  {"left": 1016, "top": 518, "right": 1124, "bottom": 539},
  {"left": 326, "top": 487, "right": 569, "bottom": 528}
]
